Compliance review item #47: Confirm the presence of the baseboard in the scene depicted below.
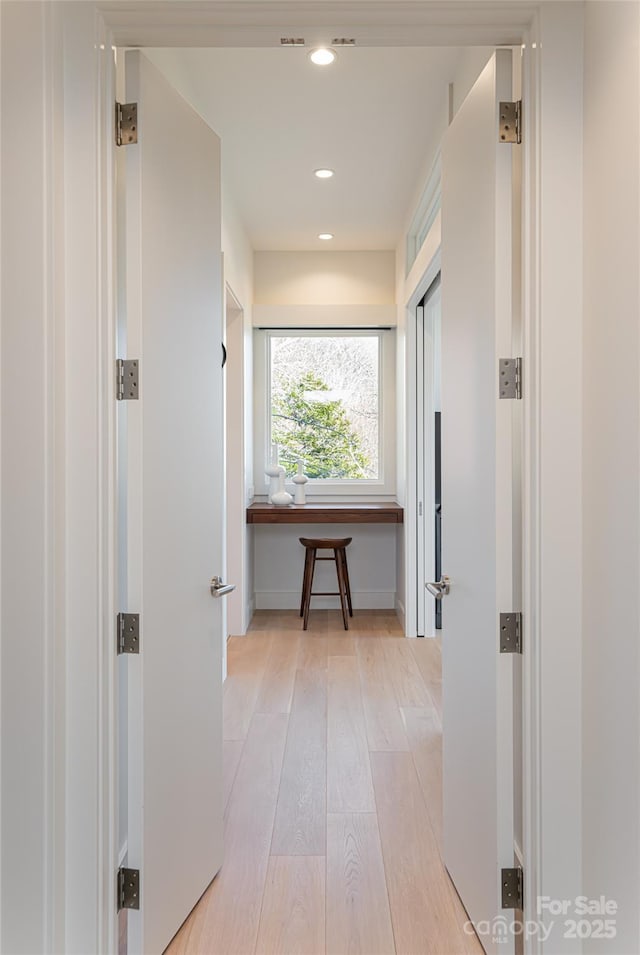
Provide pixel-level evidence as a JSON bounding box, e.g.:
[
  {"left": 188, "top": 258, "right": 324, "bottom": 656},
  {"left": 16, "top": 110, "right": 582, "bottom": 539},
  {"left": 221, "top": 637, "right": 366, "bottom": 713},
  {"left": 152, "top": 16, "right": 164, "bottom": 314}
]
[{"left": 254, "top": 590, "right": 396, "bottom": 611}]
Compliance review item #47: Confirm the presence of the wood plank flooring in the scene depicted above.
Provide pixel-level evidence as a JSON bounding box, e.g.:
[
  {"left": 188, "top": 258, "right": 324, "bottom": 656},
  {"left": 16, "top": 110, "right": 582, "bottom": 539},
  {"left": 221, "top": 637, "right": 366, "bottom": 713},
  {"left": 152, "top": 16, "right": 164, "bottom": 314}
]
[{"left": 166, "top": 610, "right": 482, "bottom": 955}]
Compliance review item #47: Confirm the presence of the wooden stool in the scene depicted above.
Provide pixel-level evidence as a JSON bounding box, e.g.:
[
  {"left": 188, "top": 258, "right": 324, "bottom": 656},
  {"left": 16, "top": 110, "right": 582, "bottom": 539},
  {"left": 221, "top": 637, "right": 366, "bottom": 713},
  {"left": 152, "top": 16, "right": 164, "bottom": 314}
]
[{"left": 299, "top": 537, "right": 353, "bottom": 630}]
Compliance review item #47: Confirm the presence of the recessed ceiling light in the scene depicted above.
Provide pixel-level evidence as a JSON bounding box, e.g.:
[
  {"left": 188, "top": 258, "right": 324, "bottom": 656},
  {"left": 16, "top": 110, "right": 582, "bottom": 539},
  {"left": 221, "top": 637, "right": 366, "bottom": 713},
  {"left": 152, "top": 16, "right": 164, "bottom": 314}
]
[
  {"left": 314, "top": 168, "right": 334, "bottom": 179},
  {"left": 309, "top": 47, "right": 336, "bottom": 66},
  {"left": 318, "top": 233, "right": 334, "bottom": 241}
]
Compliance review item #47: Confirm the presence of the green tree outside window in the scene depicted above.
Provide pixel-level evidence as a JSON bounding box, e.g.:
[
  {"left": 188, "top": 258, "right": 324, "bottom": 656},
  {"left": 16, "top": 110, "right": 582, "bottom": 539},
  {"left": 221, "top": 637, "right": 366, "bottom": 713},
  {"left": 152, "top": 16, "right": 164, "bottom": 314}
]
[{"left": 272, "top": 372, "right": 372, "bottom": 479}]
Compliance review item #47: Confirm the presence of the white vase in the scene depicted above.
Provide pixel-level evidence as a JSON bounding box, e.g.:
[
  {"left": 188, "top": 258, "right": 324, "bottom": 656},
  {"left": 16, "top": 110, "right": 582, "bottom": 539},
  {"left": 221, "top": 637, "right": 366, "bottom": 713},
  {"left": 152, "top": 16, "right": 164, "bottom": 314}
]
[
  {"left": 292, "top": 461, "right": 308, "bottom": 505},
  {"left": 271, "top": 471, "right": 293, "bottom": 506},
  {"left": 264, "top": 463, "right": 284, "bottom": 503}
]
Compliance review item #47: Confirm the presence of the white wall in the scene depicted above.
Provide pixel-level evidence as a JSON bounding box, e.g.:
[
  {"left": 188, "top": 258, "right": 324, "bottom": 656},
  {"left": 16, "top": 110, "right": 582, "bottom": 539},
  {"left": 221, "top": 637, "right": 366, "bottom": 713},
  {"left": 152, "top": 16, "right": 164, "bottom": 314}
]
[
  {"left": 252, "top": 250, "right": 399, "bottom": 612},
  {"left": 2, "top": 4, "right": 119, "bottom": 951},
  {"left": 1, "top": 6, "right": 62, "bottom": 951},
  {"left": 223, "top": 185, "right": 253, "bottom": 313},
  {"left": 254, "top": 524, "right": 397, "bottom": 611},
  {"left": 254, "top": 250, "right": 395, "bottom": 304},
  {"left": 582, "top": 4, "right": 640, "bottom": 952},
  {"left": 450, "top": 47, "right": 494, "bottom": 116}
]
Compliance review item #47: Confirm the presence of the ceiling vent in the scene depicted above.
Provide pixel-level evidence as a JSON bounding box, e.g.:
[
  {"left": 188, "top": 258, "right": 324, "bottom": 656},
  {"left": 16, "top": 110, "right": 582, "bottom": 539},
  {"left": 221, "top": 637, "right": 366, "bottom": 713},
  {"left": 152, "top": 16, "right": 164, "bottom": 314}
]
[
  {"left": 280, "top": 37, "right": 305, "bottom": 45},
  {"left": 332, "top": 38, "right": 356, "bottom": 45}
]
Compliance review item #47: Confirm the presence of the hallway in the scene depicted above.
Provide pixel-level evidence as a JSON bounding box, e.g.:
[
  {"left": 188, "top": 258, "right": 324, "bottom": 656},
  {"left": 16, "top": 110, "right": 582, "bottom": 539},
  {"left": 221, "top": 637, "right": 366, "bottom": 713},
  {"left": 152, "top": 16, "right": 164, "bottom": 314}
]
[{"left": 166, "top": 612, "right": 481, "bottom": 955}]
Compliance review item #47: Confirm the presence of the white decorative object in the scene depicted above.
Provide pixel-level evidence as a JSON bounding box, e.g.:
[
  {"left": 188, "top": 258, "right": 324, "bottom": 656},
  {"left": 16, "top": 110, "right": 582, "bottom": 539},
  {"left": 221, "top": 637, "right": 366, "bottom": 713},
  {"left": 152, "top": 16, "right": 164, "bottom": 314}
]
[
  {"left": 264, "top": 443, "right": 284, "bottom": 502},
  {"left": 292, "top": 461, "right": 309, "bottom": 505},
  {"left": 264, "top": 463, "right": 283, "bottom": 503},
  {"left": 271, "top": 471, "right": 293, "bottom": 506}
]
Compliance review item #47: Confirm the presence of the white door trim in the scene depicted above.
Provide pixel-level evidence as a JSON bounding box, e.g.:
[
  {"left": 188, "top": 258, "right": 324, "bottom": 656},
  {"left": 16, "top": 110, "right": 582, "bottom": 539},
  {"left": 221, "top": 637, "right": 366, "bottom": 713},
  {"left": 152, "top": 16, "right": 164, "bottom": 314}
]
[
  {"left": 0, "top": 4, "right": 584, "bottom": 953},
  {"left": 59, "top": 8, "right": 119, "bottom": 954},
  {"left": 224, "top": 276, "right": 247, "bottom": 650},
  {"left": 416, "top": 278, "right": 440, "bottom": 640},
  {"left": 402, "top": 222, "right": 441, "bottom": 640},
  {"left": 520, "top": 7, "right": 584, "bottom": 947}
]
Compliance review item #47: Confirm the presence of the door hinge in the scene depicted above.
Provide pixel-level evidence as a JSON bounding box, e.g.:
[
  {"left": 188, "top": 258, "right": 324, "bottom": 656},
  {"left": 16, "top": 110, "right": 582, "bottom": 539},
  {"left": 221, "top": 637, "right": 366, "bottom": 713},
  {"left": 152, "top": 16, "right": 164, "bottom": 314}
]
[
  {"left": 117, "top": 867, "right": 140, "bottom": 911},
  {"left": 117, "top": 612, "right": 140, "bottom": 655},
  {"left": 501, "top": 866, "right": 524, "bottom": 909},
  {"left": 116, "top": 359, "right": 139, "bottom": 401},
  {"left": 115, "top": 102, "right": 138, "bottom": 147},
  {"left": 499, "top": 100, "right": 522, "bottom": 144},
  {"left": 418, "top": 501, "right": 423, "bottom": 517},
  {"left": 499, "top": 357, "right": 522, "bottom": 399},
  {"left": 499, "top": 612, "right": 523, "bottom": 654}
]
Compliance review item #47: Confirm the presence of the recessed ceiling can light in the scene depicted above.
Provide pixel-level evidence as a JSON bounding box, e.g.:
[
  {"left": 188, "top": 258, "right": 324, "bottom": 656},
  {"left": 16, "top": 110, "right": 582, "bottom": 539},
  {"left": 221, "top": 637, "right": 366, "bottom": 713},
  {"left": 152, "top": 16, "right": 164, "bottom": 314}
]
[
  {"left": 314, "top": 168, "right": 334, "bottom": 179},
  {"left": 318, "top": 233, "right": 334, "bottom": 240},
  {"left": 309, "top": 47, "right": 336, "bottom": 66}
]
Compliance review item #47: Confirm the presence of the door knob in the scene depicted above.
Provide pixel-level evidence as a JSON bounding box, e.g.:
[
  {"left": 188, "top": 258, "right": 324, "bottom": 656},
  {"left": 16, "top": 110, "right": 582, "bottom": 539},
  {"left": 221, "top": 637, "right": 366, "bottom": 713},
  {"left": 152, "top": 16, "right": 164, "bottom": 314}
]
[
  {"left": 426, "top": 575, "right": 451, "bottom": 599},
  {"left": 210, "top": 576, "right": 236, "bottom": 597}
]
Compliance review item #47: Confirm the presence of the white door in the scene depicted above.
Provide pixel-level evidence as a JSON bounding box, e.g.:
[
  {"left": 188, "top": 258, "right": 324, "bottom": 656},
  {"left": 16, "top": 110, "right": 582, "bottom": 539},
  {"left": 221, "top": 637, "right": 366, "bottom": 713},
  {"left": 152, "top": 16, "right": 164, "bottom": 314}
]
[
  {"left": 439, "top": 50, "right": 518, "bottom": 954},
  {"left": 120, "top": 50, "right": 225, "bottom": 955}
]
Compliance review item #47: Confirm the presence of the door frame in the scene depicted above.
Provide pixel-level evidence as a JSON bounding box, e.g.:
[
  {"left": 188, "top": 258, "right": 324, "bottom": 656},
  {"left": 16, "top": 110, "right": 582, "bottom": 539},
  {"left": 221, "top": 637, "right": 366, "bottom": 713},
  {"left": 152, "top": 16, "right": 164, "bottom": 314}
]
[
  {"left": 415, "top": 273, "right": 441, "bottom": 640},
  {"left": 224, "top": 278, "right": 248, "bottom": 650},
  {"left": 2, "top": 3, "right": 584, "bottom": 953},
  {"left": 404, "top": 223, "right": 442, "bottom": 641}
]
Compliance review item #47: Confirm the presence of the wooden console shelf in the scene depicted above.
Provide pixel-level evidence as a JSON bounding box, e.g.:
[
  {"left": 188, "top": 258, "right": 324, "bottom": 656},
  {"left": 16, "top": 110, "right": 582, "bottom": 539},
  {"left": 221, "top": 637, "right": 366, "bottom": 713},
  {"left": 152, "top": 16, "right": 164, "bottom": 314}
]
[{"left": 246, "top": 503, "right": 404, "bottom": 524}]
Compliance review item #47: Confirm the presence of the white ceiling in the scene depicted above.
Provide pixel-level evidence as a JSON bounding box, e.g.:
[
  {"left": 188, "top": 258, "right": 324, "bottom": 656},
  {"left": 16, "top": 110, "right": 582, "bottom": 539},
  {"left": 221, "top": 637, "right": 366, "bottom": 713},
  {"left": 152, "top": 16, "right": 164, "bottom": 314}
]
[{"left": 146, "top": 45, "right": 467, "bottom": 251}]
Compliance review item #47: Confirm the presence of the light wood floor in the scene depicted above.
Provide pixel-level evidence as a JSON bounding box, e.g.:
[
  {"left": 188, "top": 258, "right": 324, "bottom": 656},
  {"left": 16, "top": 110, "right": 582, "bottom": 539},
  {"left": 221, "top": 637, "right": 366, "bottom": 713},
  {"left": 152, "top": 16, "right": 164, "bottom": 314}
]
[{"left": 166, "top": 610, "right": 482, "bottom": 955}]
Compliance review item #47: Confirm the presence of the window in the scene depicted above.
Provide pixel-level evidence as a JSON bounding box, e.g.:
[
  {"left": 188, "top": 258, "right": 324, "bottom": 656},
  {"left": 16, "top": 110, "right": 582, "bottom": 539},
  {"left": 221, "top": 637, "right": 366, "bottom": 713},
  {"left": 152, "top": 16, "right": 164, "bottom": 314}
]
[
  {"left": 406, "top": 150, "right": 441, "bottom": 275},
  {"left": 254, "top": 328, "right": 396, "bottom": 496}
]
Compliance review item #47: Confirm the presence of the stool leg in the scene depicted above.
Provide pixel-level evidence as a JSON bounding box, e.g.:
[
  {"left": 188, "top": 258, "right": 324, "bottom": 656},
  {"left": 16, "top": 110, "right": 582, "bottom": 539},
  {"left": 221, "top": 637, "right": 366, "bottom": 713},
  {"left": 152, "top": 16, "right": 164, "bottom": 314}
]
[
  {"left": 334, "top": 548, "right": 349, "bottom": 631},
  {"left": 339, "top": 548, "right": 353, "bottom": 617},
  {"left": 300, "top": 548, "right": 312, "bottom": 617},
  {"left": 303, "top": 549, "right": 316, "bottom": 630}
]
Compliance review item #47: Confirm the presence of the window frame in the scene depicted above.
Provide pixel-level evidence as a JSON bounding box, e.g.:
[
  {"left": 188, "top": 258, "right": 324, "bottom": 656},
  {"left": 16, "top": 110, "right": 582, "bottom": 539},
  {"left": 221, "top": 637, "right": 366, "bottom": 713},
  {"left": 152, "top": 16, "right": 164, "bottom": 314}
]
[
  {"left": 406, "top": 149, "right": 442, "bottom": 275},
  {"left": 254, "top": 327, "right": 396, "bottom": 498}
]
